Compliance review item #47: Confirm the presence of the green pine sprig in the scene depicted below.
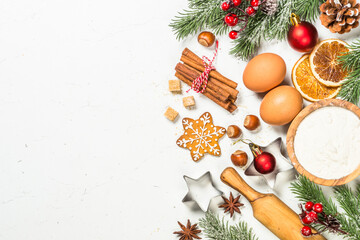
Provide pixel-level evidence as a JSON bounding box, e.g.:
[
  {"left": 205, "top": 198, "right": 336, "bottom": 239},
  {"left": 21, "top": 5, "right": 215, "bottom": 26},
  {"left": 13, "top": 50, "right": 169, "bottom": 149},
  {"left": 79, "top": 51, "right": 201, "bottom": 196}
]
[
  {"left": 170, "top": 0, "right": 323, "bottom": 60},
  {"left": 338, "top": 40, "right": 360, "bottom": 105},
  {"left": 169, "top": 0, "right": 228, "bottom": 40},
  {"left": 199, "top": 211, "right": 258, "bottom": 240},
  {"left": 290, "top": 175, "right": 360, "bottom": 239}
]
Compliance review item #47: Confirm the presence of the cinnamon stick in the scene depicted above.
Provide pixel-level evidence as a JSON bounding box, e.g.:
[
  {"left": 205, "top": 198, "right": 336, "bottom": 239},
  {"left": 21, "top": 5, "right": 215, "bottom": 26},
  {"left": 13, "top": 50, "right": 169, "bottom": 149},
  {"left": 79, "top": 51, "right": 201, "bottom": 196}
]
[
  {"left": 175, "top": 72, "right": 232, "bottom": 112},
  {"left": 183, "top": 62, "right": 238, "bottom": 101},
  {"left": 182, "top": 48, "right": 238, "bottom": 89},
  {"left": 175, "top": 63, "right": 230, "bottom": 102}
]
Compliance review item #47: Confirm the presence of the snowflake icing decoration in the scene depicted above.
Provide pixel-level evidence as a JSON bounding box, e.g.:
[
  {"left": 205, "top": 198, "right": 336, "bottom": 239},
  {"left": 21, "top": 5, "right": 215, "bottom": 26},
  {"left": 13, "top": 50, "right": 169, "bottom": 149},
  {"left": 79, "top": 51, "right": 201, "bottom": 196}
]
[{"left": 177, "top": 112, "right": 226, "bottom": 161}]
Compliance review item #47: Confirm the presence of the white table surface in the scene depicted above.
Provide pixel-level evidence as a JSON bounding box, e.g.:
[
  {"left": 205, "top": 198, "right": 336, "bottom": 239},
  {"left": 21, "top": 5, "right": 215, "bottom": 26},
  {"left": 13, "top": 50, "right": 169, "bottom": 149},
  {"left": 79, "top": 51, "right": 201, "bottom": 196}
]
[{"left": 0, "top": 0, "right": 359, "bottom": 239}]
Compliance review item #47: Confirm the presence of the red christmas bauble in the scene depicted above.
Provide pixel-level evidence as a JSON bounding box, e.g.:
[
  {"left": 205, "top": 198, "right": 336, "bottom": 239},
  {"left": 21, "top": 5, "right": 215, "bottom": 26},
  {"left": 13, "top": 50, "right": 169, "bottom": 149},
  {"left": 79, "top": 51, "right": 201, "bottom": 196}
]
[
  {"left": 254, "top": 152, "right": 276, "bottom": 174},
  {"left": 287, "top": 13, "right": 318, "bottom": 52}
]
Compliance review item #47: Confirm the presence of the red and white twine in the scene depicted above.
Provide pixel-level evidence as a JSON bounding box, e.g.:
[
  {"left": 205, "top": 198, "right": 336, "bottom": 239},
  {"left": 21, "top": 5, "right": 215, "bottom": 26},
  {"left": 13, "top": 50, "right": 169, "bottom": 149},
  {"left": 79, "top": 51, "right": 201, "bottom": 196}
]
[{"left": 188, "top": 40, "right": 219, "bottom": 93}]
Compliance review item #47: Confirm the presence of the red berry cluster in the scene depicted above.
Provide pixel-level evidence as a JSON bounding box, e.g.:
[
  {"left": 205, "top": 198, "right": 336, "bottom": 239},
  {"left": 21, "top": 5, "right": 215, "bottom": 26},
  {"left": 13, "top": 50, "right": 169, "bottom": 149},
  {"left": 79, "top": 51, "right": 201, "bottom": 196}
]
[
  {"left": 221, "top": 0, "right": 264, "bottom": 39},
  {"left": 299, "top": 201, "right": 323, "bottom": 237}
]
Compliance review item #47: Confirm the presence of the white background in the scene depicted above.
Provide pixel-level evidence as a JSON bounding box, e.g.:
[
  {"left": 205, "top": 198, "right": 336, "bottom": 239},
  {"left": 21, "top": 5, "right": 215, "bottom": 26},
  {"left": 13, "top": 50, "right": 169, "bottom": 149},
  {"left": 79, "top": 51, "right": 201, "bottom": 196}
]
[{"left": 0, "top": 0, "right": 359, "bottom": 239}]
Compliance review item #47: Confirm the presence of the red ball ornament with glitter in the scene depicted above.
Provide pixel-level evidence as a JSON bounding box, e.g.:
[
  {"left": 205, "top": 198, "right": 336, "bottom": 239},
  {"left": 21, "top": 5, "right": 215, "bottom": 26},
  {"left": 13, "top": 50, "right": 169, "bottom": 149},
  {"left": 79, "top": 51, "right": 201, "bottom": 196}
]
[
  {"left": 249, "top": 143, "right": 276, "bottom": 174},
  {"left": 287, "top": 13, "right": 318, "bottom": 52}
]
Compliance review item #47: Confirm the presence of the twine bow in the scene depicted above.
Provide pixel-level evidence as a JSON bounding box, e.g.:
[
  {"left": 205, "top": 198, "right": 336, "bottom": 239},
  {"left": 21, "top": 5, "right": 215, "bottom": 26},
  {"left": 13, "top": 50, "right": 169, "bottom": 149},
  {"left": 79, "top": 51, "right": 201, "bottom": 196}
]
[{"left": 187, "top": 40, "right": 219, "bottom": 93}]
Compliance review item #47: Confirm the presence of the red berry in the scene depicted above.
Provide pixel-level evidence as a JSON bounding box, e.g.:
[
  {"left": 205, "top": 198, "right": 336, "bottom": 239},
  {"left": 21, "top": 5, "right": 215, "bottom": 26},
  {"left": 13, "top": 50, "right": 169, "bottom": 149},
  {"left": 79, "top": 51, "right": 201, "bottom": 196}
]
[
  {"left": 250, "top": 0, "right": 259, "bottom": 7},
  {"left": 313, "top": 203, "right": 323, "bottom": 213},
  {"left": 232, "top": 0, "right": 241, "bottom": 7},
  {"left": 221, "top": 2, "right": 231, "bottom": 11},
  {"left": 229, "top": 30, "right": 239, "bottom": 39},
  {"left": 246, "top": 6, "right": 256, "bottom": 16},
  {"left": 224, "top": 13, "right": 238, "bottom": 26},
  {"left": 301, "top": 226, "right": 312, "bottom": 237},
  {"left": 305, "top": 201, "right": 314, "bottom": 211},
  {"left": 308, "top": 211, "right": 318, "bottom": 221},
  {"left": 302, "top": 214, "right": 313, "bottom": 225}
]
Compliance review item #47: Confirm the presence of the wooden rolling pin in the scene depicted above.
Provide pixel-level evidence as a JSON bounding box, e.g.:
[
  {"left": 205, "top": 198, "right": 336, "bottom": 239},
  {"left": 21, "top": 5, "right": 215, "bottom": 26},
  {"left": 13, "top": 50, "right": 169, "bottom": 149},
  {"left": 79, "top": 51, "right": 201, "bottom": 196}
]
[{"left": 220, "top": 167, "right": 326, "bottom": 240}]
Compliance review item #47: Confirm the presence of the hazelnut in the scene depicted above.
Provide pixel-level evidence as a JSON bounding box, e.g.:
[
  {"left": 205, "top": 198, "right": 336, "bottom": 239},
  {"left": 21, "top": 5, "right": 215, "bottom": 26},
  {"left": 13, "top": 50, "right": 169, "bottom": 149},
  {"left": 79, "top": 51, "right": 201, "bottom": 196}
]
[
  {"left": 244, "top": 115, "right": 260, "bottom": 131},
  {"left": 227, "top": 125, "right": 242, "bottom": 138},
  {"left": 198, "top": 31, "right": 216, "bottom": 47},
  {"left": 231, "top": 150, "right": 248, "bottom": 167}
]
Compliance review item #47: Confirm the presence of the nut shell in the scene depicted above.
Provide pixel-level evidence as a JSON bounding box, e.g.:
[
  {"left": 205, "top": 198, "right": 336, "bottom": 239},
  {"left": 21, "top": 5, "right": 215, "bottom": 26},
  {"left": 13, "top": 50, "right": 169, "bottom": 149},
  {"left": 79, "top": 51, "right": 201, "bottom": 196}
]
[
  {"left": 198, "top": 31, "right": 216, "bottom": 47},
  {"left": 231, "top": 150, "right": 248, "bottom": 167},
  {"left": 227, "top": 125, "right": 242, "bottom": 138},
  {"left": 244, "top": 115, "right": 260, "bottom": 131}
]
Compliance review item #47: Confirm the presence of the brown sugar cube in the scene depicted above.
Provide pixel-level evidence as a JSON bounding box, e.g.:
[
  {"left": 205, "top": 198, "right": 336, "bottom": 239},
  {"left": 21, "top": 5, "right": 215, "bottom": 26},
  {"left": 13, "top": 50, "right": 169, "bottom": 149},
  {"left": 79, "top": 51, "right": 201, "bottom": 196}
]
[
  {"left": 164, "top": 107, "right": 179, "bottom": 121},
  {"left": 169, "top": 79, "right": 181, "bottom": 93},
  {"left": 182, "top": 96, "right": 196, "bottom": 108}
]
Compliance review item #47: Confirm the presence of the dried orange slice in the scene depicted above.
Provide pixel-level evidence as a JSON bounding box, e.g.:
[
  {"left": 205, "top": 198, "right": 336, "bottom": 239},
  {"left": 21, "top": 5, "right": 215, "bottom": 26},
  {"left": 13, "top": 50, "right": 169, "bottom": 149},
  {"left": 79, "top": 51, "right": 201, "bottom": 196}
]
[
  {"left": 309, "top": 39, "right": 349, "bottom": 87},
  {"left": 292, "top": 54, "right": 340, "bottom": 102}
]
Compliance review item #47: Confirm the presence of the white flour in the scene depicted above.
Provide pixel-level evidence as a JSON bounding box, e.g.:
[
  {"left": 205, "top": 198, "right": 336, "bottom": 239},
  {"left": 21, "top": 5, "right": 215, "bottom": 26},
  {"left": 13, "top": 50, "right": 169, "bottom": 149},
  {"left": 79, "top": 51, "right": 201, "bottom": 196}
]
[{"left": 294, "top": 106, "right": 360, "bottom": 179}]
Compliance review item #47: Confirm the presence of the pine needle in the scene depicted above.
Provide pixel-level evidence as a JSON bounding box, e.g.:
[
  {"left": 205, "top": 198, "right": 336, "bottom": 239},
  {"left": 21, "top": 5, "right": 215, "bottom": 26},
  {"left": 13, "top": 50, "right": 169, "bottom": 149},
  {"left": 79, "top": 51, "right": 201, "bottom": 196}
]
[
  {"left": 199, "top": 211, "right": 258, "bottom": 240},
  {"left": 338, "top": 40, "right": 360, "bottom": 105}
]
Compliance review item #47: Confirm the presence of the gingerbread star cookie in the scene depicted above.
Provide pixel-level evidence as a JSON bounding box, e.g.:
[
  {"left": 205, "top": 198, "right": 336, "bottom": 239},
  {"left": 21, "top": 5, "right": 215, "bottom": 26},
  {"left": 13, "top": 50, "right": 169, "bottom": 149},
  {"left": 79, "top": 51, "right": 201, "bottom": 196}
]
[{"left": 176, "top": 112, "right": 226, "bottom": 161}]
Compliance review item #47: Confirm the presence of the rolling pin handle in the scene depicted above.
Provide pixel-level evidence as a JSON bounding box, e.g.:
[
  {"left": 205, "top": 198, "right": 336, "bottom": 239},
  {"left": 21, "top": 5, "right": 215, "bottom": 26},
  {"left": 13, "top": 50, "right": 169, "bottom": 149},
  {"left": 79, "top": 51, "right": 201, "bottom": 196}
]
[{"left": 221, "top": 167, "right": 264, "bottom": 202}]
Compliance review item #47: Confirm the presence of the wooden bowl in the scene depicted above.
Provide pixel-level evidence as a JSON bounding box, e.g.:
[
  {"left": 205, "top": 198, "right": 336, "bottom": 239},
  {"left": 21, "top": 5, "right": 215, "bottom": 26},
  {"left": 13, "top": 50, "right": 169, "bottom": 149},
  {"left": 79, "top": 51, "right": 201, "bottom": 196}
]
[{"left": 287, "top": 99, "right": 360, "bottom": 186}]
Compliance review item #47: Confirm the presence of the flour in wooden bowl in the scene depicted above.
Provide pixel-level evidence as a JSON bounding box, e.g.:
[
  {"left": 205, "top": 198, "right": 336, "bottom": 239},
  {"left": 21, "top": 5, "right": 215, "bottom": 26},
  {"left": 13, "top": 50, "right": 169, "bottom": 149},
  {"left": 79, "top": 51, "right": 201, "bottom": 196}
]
[{"left": 294, "top": 106, "right": 360, "bottom": 180}]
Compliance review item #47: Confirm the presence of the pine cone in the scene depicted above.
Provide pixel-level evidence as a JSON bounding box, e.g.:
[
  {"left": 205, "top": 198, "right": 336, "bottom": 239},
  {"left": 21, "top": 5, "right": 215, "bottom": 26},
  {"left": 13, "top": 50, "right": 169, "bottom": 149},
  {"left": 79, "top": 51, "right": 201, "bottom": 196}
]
[
  {"left": 320, "top": 0, "right": 360, "bottom": 34},
  {"left": 261, "top": 0, "right": 278, "bottom": 16}
]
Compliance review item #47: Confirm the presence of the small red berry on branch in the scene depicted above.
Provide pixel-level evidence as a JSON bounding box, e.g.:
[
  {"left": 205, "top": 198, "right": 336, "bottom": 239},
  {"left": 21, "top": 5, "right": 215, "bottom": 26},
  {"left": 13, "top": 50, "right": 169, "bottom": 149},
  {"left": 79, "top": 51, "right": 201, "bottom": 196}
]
[
  {"left": 224, "top": 13, "right": 239, "bottom": 26},
  {"left": 301, "top": 226, "right": 312, "bottom": 237},
  {"left": 221, "top": 2, "right": 231, "bottom": 11},
  {"left": 232, "top": 0, "right": 242, "bottom": 7},
  {"left": 246, "top": 6, "right": 256, "bottom": 16},
  {"left": 250, "top": 0, "right": 259, "bottom": 7},
  {"left": 307, "top": 211, "right": 318, "bottom": 221},
  {"left": 304, "top": 201, "right": 314, "bottom": 211},
  {"left": 229, "top": 30, "right": 239, "bottom": 39},
  {"left": 313, "top": 203, "right": 323, "bottom": 213}
]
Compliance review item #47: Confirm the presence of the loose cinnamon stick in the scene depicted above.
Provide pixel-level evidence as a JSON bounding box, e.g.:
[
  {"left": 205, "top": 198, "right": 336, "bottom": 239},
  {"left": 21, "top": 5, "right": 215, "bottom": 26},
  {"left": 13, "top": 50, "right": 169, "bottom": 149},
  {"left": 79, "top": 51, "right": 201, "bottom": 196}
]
[
  {"left": 175, "top": 63, "right": 230, "bottom": 102},
  {"left": 183, "top": 62, "right": 238, "bottom": 101},
  {"left": 182, "top": 48, "right": 238, "bottom": 89},
  {"left": 175, "top": 72, "right": 233, "bottom": 112}
]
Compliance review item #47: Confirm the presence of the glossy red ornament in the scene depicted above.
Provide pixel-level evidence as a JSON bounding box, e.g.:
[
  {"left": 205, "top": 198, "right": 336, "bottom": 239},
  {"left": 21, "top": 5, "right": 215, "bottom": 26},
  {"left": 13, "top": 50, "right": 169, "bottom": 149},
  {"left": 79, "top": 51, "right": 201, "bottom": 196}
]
[
  {"left": 287, "top": 13, "right": 318, "bottom": 52},
  {"left": 229, "top": 30, "right": 239, "bottom": 39},
  {"left": 221, "top": 2, "right": 231, "bottom": 11},
  {"left": 249, "top": 143, "right": 276, "bottom": 174},
  {"left": 232, "top": 0, "right": 241, "bottom": 7},
  {"left": 224, "top": 13, "right": 238, "bottom": 26}
]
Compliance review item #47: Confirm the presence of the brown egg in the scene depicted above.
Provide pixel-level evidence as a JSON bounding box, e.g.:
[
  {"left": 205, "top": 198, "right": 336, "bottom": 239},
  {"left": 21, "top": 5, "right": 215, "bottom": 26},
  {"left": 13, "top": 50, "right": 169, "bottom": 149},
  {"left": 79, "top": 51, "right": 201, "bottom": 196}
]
[
  {"left": 260, "top": 86, "right": 303, "bottom": 125},
  {"left": 243, "top": 53, "right": 286, "bottom": 92}
]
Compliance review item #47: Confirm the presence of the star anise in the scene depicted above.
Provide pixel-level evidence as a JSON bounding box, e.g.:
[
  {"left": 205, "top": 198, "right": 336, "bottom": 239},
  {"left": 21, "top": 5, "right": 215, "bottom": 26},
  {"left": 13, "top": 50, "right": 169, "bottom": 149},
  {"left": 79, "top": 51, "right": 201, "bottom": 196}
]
[
  {"left": 173, "top": 220, "right": 201, "bottom": 240},
  {"left": 219, "top": 192, "right": 244, "bottom": 217}
]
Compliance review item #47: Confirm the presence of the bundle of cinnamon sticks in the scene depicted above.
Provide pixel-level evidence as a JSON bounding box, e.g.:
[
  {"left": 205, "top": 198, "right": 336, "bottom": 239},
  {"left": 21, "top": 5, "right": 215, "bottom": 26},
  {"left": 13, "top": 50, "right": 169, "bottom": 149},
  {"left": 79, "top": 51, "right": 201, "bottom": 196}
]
[{"left": 175, "top": 48, "right": 238, "bottom": 113}]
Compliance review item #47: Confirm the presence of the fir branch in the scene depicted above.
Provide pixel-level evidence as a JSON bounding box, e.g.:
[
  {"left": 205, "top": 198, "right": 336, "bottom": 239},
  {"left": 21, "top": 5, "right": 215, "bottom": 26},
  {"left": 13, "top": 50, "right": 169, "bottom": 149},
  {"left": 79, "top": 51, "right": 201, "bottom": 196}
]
[
  {"left": 169, "top": 0, "right": 228, "bottom": 40},
  {"left": 290, "top": 175, "right": 360, "bottom": 239},
  {"left": 290, "top": 175, "right": 337, "bottom": 215},
  {"left": 199, "top": 211, "right": 258, "bottom": 240},
  {"left": 338, "top": 40, "right": 360, "bottom": 105},
  {"left": 292, "top": 0, "right": 322, "bottom": 22}
]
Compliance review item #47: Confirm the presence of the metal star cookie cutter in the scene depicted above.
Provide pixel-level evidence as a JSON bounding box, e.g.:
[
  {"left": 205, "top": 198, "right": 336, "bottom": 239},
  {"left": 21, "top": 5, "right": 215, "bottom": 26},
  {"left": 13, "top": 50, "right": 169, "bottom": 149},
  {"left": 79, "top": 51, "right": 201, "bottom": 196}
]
[
  {"left": 182, "top": 172, "right": 223, "bottom": 212},
  {"left": 244, "top": 137, "right": 293, "bottom": 188}
]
